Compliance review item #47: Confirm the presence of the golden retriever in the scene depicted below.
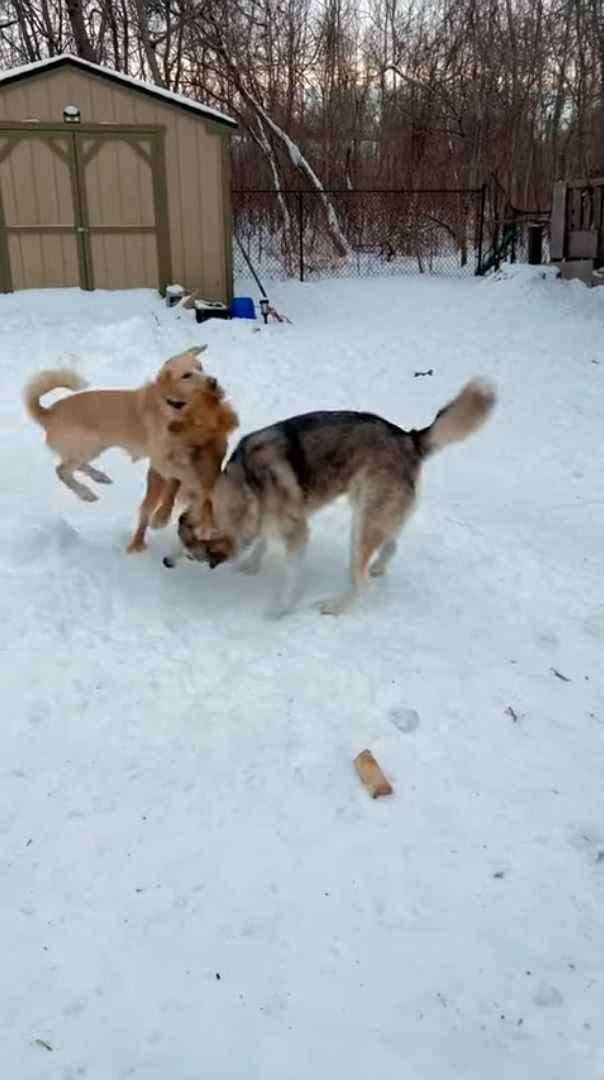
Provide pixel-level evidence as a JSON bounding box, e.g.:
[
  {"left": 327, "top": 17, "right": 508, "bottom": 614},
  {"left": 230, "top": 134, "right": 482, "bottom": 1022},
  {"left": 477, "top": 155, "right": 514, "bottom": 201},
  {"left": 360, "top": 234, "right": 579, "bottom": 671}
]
[
  {"left": 25, "top": 345, "right": 208, "bottom": 499},
  {"left": 25, "top": 346, "right": 222, "bottom": 550}
]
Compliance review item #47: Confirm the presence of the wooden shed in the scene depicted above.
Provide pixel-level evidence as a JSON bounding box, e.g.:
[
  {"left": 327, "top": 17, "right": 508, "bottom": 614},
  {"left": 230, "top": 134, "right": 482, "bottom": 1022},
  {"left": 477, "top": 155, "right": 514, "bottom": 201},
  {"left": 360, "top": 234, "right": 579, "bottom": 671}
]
[{"left": 0, "top": 55, "right": 236, "bottom": 299}]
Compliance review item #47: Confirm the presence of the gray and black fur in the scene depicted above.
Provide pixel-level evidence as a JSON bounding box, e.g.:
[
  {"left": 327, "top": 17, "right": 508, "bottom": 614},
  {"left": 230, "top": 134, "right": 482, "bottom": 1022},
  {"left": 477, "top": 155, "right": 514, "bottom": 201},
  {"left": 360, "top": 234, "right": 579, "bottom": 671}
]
[{"left": 174, "top": 379, "right": 496, "bottom": 615}]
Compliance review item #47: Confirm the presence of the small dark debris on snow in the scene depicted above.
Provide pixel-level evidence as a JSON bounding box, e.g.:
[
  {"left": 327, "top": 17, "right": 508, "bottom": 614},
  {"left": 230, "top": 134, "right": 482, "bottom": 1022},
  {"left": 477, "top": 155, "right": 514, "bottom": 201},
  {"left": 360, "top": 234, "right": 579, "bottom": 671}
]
[
  {"left": 505, "top": 706, "right": 519, "bottom": 722},
  {"left": 493, "top": 870, "right": 506, "bottom": 879},
  {"left": 517, "top": 1018, "right": 524, "bottom": 1026},
  {"left": 215, "top": 972, "right": 221, "bottom": 981},
  {"left": 595, "top": 851, "right": 604, "bottom": 863},
  {"left": 33, "top": 1039, "right": 53, "bottom": 1052},
  {"left": 414, "top": 368, "right": 434, "bottom": 377},
  {"left": 551, "top": 667, "right": 572, "bottom": 682},
  {"left": 25, "top": 838, "right": 32, "bottom": 847}
]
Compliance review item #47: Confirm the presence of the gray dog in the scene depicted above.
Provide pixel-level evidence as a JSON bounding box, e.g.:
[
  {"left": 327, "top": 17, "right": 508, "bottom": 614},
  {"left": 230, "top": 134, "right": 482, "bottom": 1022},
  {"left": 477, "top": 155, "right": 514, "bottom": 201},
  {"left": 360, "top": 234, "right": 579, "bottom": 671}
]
[{"left": 167, "top": 379, "right": 495, "bottom": 616}]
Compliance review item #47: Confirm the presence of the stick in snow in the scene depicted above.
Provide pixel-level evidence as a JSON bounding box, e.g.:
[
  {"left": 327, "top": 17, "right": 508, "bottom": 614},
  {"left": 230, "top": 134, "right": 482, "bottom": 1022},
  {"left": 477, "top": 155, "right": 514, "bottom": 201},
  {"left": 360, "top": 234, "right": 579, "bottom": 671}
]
[
  {"left": 33, "top": 1039, "right": 53, "bottom": 1052},
  {"left": 354, "top": 750, "right": 393, "bottom": 798}
]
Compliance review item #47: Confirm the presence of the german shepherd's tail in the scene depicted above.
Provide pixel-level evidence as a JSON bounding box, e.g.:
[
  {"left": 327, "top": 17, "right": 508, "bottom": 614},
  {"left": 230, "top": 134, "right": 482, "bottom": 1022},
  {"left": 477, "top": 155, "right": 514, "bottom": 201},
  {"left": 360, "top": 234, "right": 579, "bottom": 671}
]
[
  {"left": 24, "top": 369, "right": 88, "bottom": 426},
  {"left": 414, "top": 379, "right": 496, "bottom": 458}
]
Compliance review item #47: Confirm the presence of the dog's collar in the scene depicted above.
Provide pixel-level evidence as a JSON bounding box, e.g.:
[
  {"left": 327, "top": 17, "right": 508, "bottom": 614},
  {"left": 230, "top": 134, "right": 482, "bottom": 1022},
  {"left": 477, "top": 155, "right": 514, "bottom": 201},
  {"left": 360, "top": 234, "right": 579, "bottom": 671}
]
[{"left": 165, "top": 398, "right": 186, "bottom": 410}]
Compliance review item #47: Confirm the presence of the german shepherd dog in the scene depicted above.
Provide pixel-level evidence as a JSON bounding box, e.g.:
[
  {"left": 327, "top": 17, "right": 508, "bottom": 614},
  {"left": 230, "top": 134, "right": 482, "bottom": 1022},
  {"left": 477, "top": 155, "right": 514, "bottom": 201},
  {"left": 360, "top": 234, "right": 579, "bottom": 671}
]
[{"left": 169, "top": 379, "right": 495, "bottom": 616}]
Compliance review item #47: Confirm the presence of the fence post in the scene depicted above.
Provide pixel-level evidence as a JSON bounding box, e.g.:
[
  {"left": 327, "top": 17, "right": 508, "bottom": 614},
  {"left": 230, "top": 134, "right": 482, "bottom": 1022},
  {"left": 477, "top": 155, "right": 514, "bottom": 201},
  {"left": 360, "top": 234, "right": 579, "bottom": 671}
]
[
  {"left": 475, "top": 183, "right": 487, "bottom": 275},
  {"left": 297, "top": 191, "right": 304, "bottom": 282}
]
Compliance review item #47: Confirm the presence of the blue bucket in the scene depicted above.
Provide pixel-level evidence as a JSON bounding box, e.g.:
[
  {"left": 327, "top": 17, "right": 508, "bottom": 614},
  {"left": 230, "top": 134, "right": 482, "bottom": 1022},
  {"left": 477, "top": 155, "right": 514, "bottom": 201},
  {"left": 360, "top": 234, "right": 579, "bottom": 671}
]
[{"left": 230, "top": 296, "right": 256, "bottom": 320}]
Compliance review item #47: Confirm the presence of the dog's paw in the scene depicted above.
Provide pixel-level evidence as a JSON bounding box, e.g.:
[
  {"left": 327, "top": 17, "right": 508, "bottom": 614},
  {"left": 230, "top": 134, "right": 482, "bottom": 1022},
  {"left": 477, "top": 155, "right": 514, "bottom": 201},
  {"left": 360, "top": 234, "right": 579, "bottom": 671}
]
[
  {"left": 126, "top": 539, "right": 147, "bottom": 554},
  {"left": 314, "top": 596, "right": 347, "bottom": 616},
  {"left": 237, "top": 560, "right": 262, "bottom": 575},
  {"left": 88, "top": 469, "right": 112, "bottom": 485},
  {"left": 150, "top": 510, "right": 171, "bottom": 530},
  {"left": 79, "top": 488, "right": 99, "bottom": 503},
  {"left": 263, "top": 603, "right": 292, "bottom": 620}
]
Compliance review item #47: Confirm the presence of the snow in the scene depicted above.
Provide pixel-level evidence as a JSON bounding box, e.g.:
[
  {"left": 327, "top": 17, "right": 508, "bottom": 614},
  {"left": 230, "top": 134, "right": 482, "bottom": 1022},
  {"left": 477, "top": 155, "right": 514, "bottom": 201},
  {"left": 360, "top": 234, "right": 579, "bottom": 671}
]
[
  {"left": 1, "top": 268, "right": 603, "bottom": 1079},
  {"left": 0, "top": 54, "right": 237, "bottom": 128}
]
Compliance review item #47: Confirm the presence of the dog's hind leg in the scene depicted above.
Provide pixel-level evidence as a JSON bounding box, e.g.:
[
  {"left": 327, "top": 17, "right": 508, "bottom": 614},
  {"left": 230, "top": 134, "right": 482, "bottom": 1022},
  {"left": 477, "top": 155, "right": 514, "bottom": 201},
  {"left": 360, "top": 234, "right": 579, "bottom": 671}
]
[
  {"left": 316, "top": 524, "right": 382, "bottom": 615},
  {"left": 79, "top": 463, "right": 112, "bottom": 485},
  {"left": 317, "top": 486, "right": 414, "bottom": 615},
  {"left": 56, "top": 460, "right": 98, "bottom": 502}
]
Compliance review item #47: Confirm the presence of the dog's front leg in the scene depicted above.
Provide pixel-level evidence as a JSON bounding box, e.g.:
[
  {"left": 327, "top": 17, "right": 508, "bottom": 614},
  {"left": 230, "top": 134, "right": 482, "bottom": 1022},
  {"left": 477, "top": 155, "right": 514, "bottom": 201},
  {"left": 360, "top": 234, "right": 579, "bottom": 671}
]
[
  {"left": 151, "top": 479, "right": 180, "bottom": 530},
  {"left": 127, "top": 467, "right": 165, "bottom": 553},
  {"left": 265, "top": 526, "right": 308, "bottom": 619},
  {"left": 236, "top": 538, "right": 267, "bottom": 575}
]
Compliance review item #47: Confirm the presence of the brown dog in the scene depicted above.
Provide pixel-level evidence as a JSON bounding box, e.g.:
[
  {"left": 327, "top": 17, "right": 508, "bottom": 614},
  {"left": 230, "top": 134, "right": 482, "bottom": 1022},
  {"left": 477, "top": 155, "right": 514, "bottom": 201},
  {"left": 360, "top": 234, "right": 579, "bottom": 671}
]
[
  {"left": 25, "top": 346, "right": 208, "bottom": 503},
  {"left": 127, "top": 378, "right": 239, "bottom": 553}
]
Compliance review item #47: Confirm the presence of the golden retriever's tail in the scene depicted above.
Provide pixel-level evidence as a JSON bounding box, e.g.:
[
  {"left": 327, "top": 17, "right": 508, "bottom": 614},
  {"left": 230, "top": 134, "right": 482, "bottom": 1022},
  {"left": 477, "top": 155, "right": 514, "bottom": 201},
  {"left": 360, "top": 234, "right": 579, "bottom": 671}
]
[
  {"left": 414, "top": 379, "right": 496, "bottom": 458},
  {"left": 24, "top": 369, "right": 88, "bottom": 426}
]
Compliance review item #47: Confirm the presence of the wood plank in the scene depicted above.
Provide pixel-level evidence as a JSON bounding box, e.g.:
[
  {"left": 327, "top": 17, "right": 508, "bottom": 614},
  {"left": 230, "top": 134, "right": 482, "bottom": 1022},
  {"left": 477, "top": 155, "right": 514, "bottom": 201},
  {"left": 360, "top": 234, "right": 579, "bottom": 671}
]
[
  {"left": 550, "top": 181, "right": 567, "bottom": 260},
  {"left": 567, "top": 229, "right": 598, "bottom": 260}
]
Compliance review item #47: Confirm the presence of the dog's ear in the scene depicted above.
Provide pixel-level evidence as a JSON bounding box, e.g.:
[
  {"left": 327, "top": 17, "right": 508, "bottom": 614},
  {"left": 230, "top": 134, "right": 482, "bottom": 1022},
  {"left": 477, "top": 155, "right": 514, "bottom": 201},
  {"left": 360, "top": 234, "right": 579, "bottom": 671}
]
[{"left": 187, "top": 345, "right": 207, "bottom": 357}]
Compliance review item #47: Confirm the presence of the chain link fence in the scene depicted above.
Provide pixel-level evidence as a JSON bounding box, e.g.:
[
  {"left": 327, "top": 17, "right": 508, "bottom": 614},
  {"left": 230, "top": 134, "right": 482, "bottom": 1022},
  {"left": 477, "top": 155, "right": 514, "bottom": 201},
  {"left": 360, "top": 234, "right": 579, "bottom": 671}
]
[{"left": 233, "top": 188, "right": 486, "bottom": 281}]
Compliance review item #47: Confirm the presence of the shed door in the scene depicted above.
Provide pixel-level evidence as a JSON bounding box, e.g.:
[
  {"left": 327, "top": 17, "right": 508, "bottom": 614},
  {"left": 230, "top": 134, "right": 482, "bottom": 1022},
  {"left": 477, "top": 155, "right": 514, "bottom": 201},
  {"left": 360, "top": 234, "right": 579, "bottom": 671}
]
[
  {"left": 0, "top": 133, "right": 81, "bottom": 290},
  {"left": 77, "top": 132, "right": 171, "bottom": 291},
  {"left": 0, "top": 125, "right": 171, "bottom": 293}
]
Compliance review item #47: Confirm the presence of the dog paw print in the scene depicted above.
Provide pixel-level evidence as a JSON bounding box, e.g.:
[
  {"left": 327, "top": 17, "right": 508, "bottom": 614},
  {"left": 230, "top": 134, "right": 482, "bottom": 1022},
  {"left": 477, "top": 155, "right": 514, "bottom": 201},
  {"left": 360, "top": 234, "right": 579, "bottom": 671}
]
[
  {"left": 570, "top": 830, "right": 604, "bottom": 868},
  {"left": 533, "top": 983, "right": 563, "bottom": 1008}
]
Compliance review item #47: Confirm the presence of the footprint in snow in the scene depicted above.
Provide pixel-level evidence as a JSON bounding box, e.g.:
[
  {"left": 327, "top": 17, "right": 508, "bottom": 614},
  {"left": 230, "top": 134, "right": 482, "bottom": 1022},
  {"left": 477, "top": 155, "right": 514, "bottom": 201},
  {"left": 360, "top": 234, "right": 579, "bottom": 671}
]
[
  {"left": 389, "top": 707, "right": 421, "bottom": 734},
  {"left": 534, "top": 983, "right": 563, "bottom": 1008}
]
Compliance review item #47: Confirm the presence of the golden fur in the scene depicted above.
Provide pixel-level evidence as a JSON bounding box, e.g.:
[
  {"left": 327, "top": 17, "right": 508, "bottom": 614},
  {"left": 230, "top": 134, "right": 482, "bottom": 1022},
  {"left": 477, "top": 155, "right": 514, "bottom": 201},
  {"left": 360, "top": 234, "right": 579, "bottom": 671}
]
[
  {"left": 128, "top": 378, "right": 239, "bottom": 553},
  {"left": 24, "top": 346, "right": 234, "bottom": 551}
]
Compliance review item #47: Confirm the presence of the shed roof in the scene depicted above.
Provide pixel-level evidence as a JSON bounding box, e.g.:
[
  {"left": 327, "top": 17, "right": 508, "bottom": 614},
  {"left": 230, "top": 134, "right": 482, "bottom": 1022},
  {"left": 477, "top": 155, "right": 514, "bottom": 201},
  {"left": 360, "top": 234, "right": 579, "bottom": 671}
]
[{"left": 0, "top": 54, "right": 237, "bottom": 131}]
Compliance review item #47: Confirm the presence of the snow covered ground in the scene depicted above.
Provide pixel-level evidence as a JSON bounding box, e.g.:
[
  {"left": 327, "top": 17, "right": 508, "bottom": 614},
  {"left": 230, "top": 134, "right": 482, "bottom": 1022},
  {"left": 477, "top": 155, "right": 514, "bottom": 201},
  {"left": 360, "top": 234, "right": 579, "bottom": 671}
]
[{"left": 1, "top": 268, "right": 603, "bottom": 1080}]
